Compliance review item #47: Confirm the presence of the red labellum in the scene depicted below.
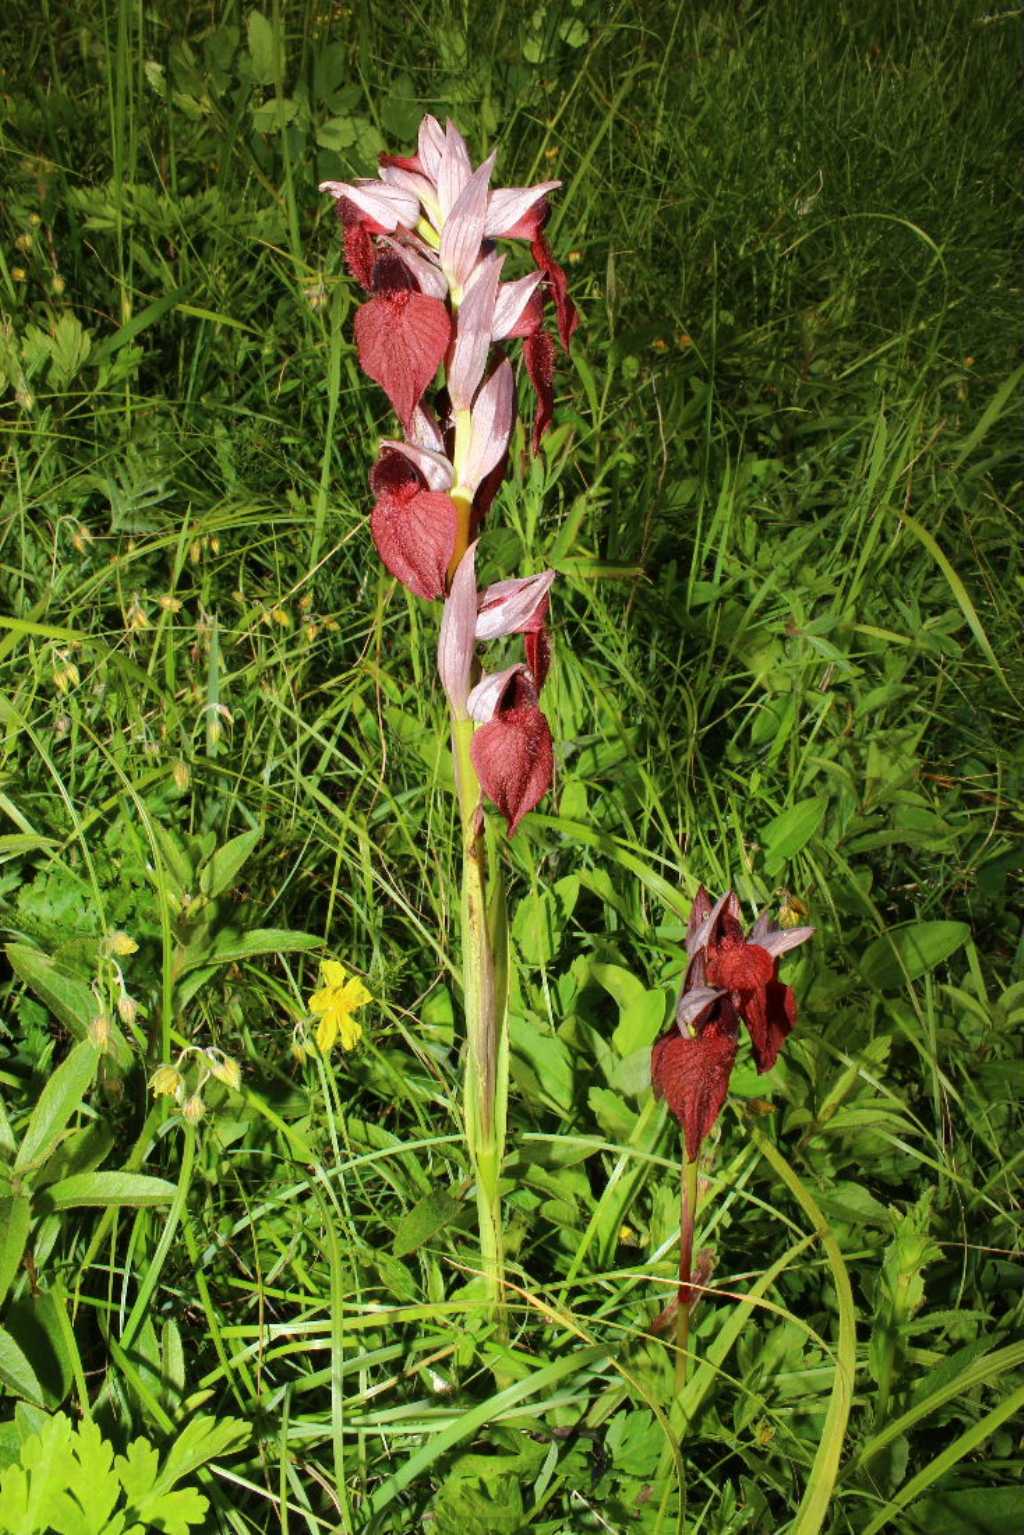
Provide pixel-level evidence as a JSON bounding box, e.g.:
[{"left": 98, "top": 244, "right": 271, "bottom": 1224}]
[
  {"left": 354, "top": 287, "right": 451, "bottom": 429},
  {"left": 524, "top": 330, "right": 556, "bottom": 451},
  {"left": 740, "top": 977, "right": 797, "bottom": 1074},
  {"left": 472, "top": 702, "right": 554, "bottom": 836},
  {"left": 369, "top": 449, "right": 457, "bottom": 600},
  {"left": 706, "top": 935, "right": 774, "bottom": 993},
  {"left": 651, "top": 1019, "right": 738, "bottom": 1163}
]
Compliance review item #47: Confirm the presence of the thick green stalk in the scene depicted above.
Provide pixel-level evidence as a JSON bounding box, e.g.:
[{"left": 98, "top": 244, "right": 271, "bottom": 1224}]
[
  {"left": 675, "top": 1152, "right": 699, "bottom": 1393},
  {"left": 452, "top": 712, "right": 507, "bottom": 1327}
]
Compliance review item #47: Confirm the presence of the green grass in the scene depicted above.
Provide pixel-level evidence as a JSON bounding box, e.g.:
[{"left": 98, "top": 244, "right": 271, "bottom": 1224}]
[{"left": 1, "top": 0, "right": 1023, "bottom": 1531}]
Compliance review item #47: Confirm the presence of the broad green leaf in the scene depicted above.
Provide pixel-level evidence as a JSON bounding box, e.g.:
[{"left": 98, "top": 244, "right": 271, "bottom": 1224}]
[
  {"left": 0, "top": 1325, "right": 44, "bottom": 1405},
  {"left": 5, "top": 947, "right": 131, "bottom": 1069},
  {"left": 0, "top": 1198, "right": 31, "bottom": 1307},
  {"left": 611, "top": 989, "right": 666, "bottom": 1055},
  {"left": 246, "top": 10, "right": 278, "bottom": 84},
  {"left": 392, "top": 1191, "right": 461, "bottom": 1258},
  {"left": 861, "top": 921, "right": 970, "bottom": 990},
  {"left": 14, "top": 1043, "right": 99, "bottom": 1176},
  {"left": 761, "top": 795, "right": 828, "bottom": 875},
  {"left": 200, "top": 829, "right": 260, "bottom": 899},
  {"left": 588, "top": 961, "right": 646, "bottom": 1010},
  {"left": 511, "top": 876, "right": 578, "bottom": 968},
  {"left": 5, "top": 1292, "right": 73, "bottom": 1410},
  {"left": 905, "top": 1489, "right": 1024, "bottom": 1535},
  {"left": 41, "top": 1172, "right": 177, "bottom": 1210}
]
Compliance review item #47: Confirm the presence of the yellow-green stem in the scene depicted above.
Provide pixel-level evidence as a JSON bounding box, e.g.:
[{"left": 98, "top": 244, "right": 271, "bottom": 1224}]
[
  {"left": 675, "top": 1153, "right": 699, "bottom": 1394},
  {"left": 452, "top": 711, "right": 505, "bottom": 1328}
]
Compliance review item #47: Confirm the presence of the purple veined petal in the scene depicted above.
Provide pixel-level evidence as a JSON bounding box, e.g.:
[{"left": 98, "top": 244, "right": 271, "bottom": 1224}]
[
  {"left": 460, "top": 358, "right": 514, "bottom": 494},
  {"left": 676, "top": 985, "right": 727, "bottom": 1033},
  {"left": 439, "top": 154, "right": 496, "bottom": 291},
  {"left": 686, "top": 891, "right": 732, "bottom": 956},
  {"left": 410, "top": 405, "right": 445, "bottom": 453},
  {"left": 467, "top": 663, "right": 533, "bottom": 724},
  {"left": 747, "top": 911, "right": 772, "bottom": 946},
  {"left": 319, "top": 179, "right": 419, "bottom": 230},
  {"left": 476, "top": 569, "right": 555, "bottom": 640},
  {"left": 376, "top": 236, "right": 448, "bottom": 300},
  {"left": 378, "top": 438, "right": 455, "bottom": 493},
  {"left": 438, "top": 120, "right": 474, "bottom": 219},
  {"left": 485, "top": 181, "right": 561, "bottom": 238},
  {"left": 448, "top": 253, "right": 503, "bottom": 411},
  {"left": 379, "top": 164, "right": 441, "bottom": 229},
  {"left": 756, "top": 925, "right": 816, "bottom": 959},
  {"left": 418, "top": 116, "right": 446, "bottom": 182},
  {"left": 437, "top": 542, "right": 479, "bottom": 717},
  {"left": 492, "top": 270, "right": 544, "bottom": 340}
]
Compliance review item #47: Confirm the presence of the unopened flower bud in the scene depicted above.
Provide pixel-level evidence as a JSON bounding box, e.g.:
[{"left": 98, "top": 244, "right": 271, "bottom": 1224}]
[
  {"left": 51, "top": 275, "right": 66, "bottom": 296},
  {"left": 105, "top": 930, "right": 138, "bottom": 957},
  {"left": 117, "top": 992, "right": 139, "bottom": 1026},
  {"left": 181, "top": 1093, "right": 206, "bottom": 1123},
  {"left": 172, "top": 759, "right": 190, "bottom": 790},
  {"left": 206, "top": 1052, "right": 241, "bottom": 1092},
  {"left": 89, "top": 1013, "right": 112, "bottom": 1051},
  {"left": 158, "top": 594, "right": 182, "bottom": 613}
]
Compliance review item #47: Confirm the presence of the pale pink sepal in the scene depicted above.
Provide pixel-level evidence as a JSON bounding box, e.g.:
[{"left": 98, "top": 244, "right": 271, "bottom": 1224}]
[
  {"left": 319, "top": 179, "right": 418, "bottom": 230},
  {"left": 485, "top": 182, "right": 561, "bottom": 238},
  {"left": 751, "top": 921, "right": 816, "bottom": 959},
  {"left": 410, "top": 405, "right": 445, "bottom": 453},
  {"left": 460, "top": 359, "right": 513, "bottom": 493},
  {"left": 676, "top": 986, "right": 726, "bottom": 1032},
  {"left": 379, "top": 439, "right": 454, "bottom": 493},
  {"left": 375, "top": 237, "right": 448, "bottom": 300},
  {"left": 448, "top": 254, "right": 503, "bottom": 410},
  {"left": 437, "top": 543, "right": 479, "bottom": 718},
  {"left": 492, "top": 271, "right": 544, "bottom": 340},
  {"left": 467, "top": 663, "right": 529, "bottom": 724},
  {"left": 476, "top": 569, "right": 555, "bottom": 640},
  {"left": 686, "top": 891, "right": 741, "bottom": 956},
  {"left": 378, "top": 164, "right": 436, "bottom": 210},
  {"left": 418, "top": 116, "right": 446, "bottom": 182},
  {"left": 440, "top": 154, "right": 496, "bottom": 290},
  {"left": 438, "top": 120, "right": 473, "bottom": 218}
]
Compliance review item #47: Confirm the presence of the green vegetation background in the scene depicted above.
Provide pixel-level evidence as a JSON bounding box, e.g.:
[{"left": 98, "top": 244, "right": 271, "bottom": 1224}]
[{"left": 0, "top": 1, "right": 1022, "bottom": 1531}]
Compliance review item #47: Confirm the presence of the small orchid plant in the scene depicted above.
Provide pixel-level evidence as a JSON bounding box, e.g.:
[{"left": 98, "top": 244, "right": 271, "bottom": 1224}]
[
  {"left": 651, "top": 889, "right": 814, "bottom": 1382},
  {"left": 322, "top": 117, "right": 578, "bottom": 1319}
]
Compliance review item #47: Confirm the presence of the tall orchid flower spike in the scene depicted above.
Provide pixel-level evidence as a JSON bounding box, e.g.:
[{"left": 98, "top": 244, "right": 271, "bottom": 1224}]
[{"left": 322, "top": 114, "right": 578, "bottom": 1332}]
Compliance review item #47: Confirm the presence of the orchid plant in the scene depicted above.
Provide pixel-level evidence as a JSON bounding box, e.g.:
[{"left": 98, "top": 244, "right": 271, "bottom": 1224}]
[
  {"left": 651, "top": 889, "right": 814, "bottom": 1385},
  {"left": 322, "top": 117, "right": 577, "bottom": 1321}
]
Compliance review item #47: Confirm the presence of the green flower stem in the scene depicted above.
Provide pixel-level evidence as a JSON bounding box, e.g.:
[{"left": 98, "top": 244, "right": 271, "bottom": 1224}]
[
  {"left": 452, "top": 712, "right": 507, "bottom": 1327},
  {"left": 675, "top": 1151, "right": 699, "bottom": 1393}
]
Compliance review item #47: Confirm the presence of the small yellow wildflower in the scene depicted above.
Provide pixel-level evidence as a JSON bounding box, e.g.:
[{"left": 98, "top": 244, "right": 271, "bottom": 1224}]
[
  {"left": 181, "top": 1093, "right": 206, "bottom": 1124},
  {"left": 205, "top": 1050, "right": 241, "bottom": 1092},
  {"left": 106, "top": 930, "right": 138, "bottom": 957},
  {"left": 309, "top": 959, "right": 372, "bottom": 1053}
]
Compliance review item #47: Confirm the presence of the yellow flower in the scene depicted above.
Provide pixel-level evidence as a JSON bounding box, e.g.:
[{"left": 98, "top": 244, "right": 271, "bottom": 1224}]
[
  {"left": 309, "top": 959, "right": 372, "bottom": 1053},
  {"left": 150, "top": 1064, "right": 184, "bottom": 1099}
]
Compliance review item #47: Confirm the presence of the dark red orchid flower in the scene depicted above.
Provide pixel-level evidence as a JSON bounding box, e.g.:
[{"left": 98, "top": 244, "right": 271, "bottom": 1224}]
[
  {"left": 369, "top": 446, "right": 458, "bottom": 601},
  {"left": 468, "top": 663, "right": 554, "bottom": 836},
  {"left": 651, "top": 888, "right": 813, "bottom": 1159},
  {"left": 354, "top": 251, "right": 451, "bottom": 432}
]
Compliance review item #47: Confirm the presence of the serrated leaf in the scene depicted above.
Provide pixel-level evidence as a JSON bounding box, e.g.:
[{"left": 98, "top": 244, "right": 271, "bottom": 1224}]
[
  {"left": 152, "top": 1414, "right": 250, "bottom": 1492},
  {"left": 47, "top": 314, "right": 92, "bottom": 389},
  {"left": 316, "top": 116, "right": 357, "bottom": 151},
  {"left": 392, "top": 1191, "right": 461, "bottom": 1258},
  {"left": 14, "top": 1043, "right": 99, "bottom": 1176},
  {"left": 41, "top": 1172, "right": 177, "bottom": 1211},
  {"left": 861, "top": 921, "right": 970, "bottom": 990}
]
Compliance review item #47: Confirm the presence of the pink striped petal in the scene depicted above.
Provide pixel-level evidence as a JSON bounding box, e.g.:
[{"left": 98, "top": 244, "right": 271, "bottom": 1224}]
[
  {"left": 492, "top": 271, "right": 544, "bottom": 340},
  {"left": 438, "top": 543, "right": 479, "bottom": 716},
  {"left": 376, "top": 236, "right": 448, "bottom": 300},
  {"left": 460, "top": 359, "right": 513, "bottom": 493},
  {"left": 379, "top": 439, "right": 454, "bottom": 493},
  {"left": 485, "top": 181, "right": 561, "bottom": 238},
  {"left": 418, "top": 116, "right": 446, "bottom": 182},
  {"left": 439, "top": 154, "right": 495, "bottom": 290},
  {"left": 319, "top": 179, "right": 418, "bottom": 230},
  {"left": 476, "top": 570, "right": 555, "bottom": 640},
  {"left": 467, "top": 664, "right": 531, "bottom": 725},
  {"left": 448, "top": 253, "right": 503, "bottom": 410},
  {"left": 438, "top": 120, "right": 473, "bottom": 218}
]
